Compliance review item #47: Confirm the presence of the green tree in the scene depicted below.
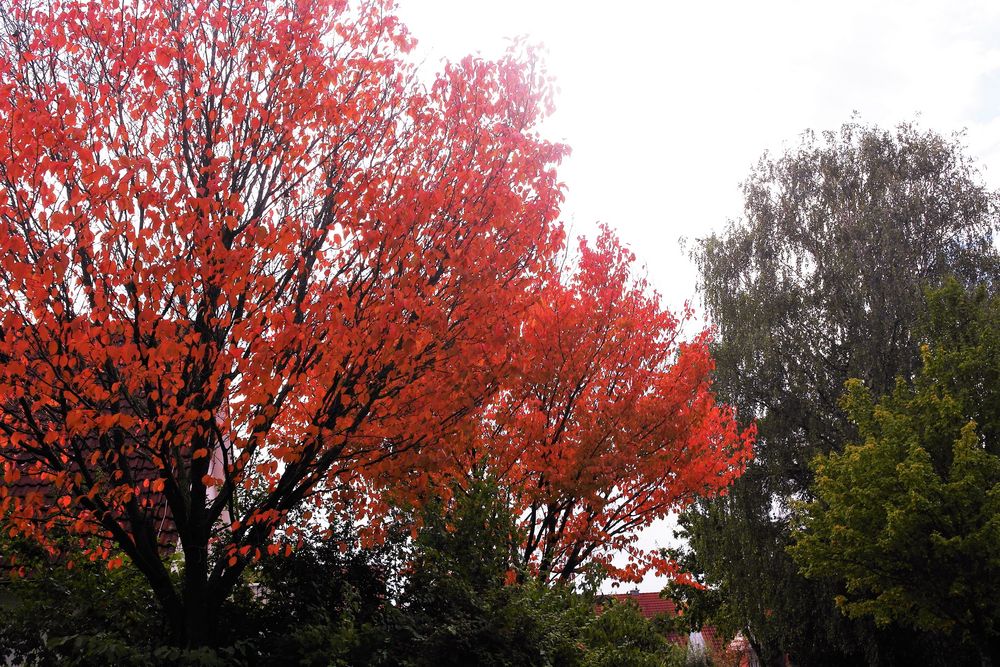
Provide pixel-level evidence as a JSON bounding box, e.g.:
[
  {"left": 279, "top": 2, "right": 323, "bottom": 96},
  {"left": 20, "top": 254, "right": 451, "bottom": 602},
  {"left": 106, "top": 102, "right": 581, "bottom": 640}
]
[
  {"left": 378, "top": 478, "right": 687, "bottom": 666},
  {"left": 678, "top": 121, "right": 999, "bottom": 665},
  {"left": 790, "top": 281, "right": 1000, "bottom": 665},
  {"left": 0, "top": 478, "right": 693, "bottom": 665},
  {"left": 0, "top": 535, "right": 159, "bottom": 664},
  {"left": 382, "top": 479, "right": 590, "bottom": 667},
  {"left": 582, "top": 601, "right": 686, "bottom": 667},
  {"left": 222, "top": 517, "right": 406, "bottom": 666}
]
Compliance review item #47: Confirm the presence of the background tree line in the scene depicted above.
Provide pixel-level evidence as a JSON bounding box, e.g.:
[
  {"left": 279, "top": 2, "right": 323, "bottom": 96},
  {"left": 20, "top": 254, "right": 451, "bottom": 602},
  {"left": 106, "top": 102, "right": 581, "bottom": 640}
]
[
  {"left": 1, "top": 479, "right": 690, "bottom": 666},
  {"left": 671, "top": 121, "right": 999, "bottom": 666}
]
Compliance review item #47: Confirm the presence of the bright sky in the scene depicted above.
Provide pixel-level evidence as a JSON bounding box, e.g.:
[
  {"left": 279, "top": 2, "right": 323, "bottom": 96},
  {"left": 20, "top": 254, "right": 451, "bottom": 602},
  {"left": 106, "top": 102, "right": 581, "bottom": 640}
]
[{"left": 395, "top": 0, "right": 1000, "bottom": 590}]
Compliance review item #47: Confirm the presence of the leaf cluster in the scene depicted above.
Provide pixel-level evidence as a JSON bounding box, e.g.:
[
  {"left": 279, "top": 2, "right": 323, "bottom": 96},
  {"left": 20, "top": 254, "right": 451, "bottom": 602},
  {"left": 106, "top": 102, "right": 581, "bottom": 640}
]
[
  {"left": 682, "top": 120, "right": 999, "bottom": 664},
  {"left": 790, "top": 281, "right": 1000, "bottom": 660}
]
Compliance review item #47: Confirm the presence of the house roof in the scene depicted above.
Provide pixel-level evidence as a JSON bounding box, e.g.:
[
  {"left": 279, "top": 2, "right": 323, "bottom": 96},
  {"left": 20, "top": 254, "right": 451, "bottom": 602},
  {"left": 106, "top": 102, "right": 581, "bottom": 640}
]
[
  {"left": 699, "top": 626, "right": 730, "bottom": 662},
  {"left": 2, "top": 449, "right": 179, "bottom": 555},
  {"left": 610, "top": 591, "right": 752, "bottom": 664},
  {"left": 610, "top": 591, "right": 677, "bottom": 618}
]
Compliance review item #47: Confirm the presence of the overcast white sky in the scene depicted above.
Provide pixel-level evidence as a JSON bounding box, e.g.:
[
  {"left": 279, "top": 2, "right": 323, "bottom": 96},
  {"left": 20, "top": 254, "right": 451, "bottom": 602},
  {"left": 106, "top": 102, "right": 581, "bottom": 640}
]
[
  {"left": 395, "top": 0, "right": 1000, "bottom": 589},
  {"left": 400, "top": 0, "right": 1000, "bottom": 306}
]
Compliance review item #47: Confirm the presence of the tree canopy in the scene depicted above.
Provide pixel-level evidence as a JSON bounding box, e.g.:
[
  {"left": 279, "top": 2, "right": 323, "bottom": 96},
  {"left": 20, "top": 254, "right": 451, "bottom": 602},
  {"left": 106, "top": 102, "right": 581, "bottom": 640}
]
[
  {"left": 677, "top": 121, "right": 999, "bottom": 664},
  {"left": 790, "top": 280, "right": 1000, "bottom": 663},
  {"left": 0, "top": 0, "right": 746, "bottom": 650},
  {"left": 0, "top": 0, "right": 565, "bottom": 646},
  {"left": 474, "top": 228, "right": 752, "bottom": 584}
]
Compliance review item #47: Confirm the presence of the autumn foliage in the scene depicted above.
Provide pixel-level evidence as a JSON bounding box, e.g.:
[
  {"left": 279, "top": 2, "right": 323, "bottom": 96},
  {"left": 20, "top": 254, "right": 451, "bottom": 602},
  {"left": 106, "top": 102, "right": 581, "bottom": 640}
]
[
  {"left": 477, "top": 230, "right": 752, "bottom": 583},
  {"left": 0, "top": 0, "right": 749, "bottom": 648}
]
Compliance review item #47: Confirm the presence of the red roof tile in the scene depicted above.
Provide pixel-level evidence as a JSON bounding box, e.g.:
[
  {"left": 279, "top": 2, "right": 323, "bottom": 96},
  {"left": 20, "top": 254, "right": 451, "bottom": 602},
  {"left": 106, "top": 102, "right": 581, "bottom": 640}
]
[
  {"left": 700, "top": 626, "right": 728, "bottom": 659},
  {"left": 610, "top": 591, "right": 677, "bottom": 619},
  {"left": 2, "top": 447, "right": 179, "bottom": 554}
]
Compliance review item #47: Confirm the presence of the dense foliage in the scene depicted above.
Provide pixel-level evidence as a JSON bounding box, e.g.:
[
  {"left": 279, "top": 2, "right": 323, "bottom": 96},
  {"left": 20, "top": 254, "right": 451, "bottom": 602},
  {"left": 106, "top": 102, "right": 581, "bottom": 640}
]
[
  {"left": 790, "top": 281, "right": 1000, "bottom": 663},
  {"left": 676, "top": 122, "right": 999, "bottom": 665},
  {"left": 475, "top": 229, "right": 752, "bottom": 584},
  {"left": 0, "top": 480, "right": 689, "bottom": 666},
  {"left": 0, "top": 0, "right": 745, "bottom": 649},
  {"left": 0, "top": 534, "right": 161, "bottom": 664}
]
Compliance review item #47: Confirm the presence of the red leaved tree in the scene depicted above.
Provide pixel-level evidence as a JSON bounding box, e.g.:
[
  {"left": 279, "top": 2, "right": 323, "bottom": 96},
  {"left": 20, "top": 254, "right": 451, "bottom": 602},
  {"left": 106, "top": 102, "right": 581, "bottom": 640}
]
[
  {"left": 476, "top": 229, "right": 754, "bottom": 584},
  {"left": 0, "top": 0, "right": 565, "bottom": 645}
]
